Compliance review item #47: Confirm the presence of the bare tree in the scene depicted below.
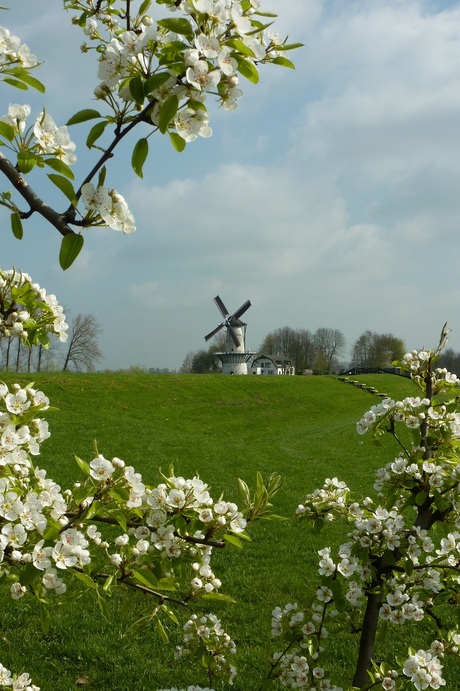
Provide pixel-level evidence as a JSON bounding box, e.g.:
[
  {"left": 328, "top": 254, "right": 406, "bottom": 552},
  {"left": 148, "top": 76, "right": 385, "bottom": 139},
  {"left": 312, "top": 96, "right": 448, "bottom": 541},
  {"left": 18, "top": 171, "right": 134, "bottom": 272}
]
[
  {"left": 259, "top": 327, "right": 315, "bottom": 372},
  {"left": 62, "top": 314, "right": 102, "bottom": 372},
  {"left": 180, "top": 351, "right": 195, "bottom": 374},
  {"left": 36, "top": 339, "right": 60, "bottom": 372},
  {"left": 313, "top": 327, "right": 346, "bottom": 374}
]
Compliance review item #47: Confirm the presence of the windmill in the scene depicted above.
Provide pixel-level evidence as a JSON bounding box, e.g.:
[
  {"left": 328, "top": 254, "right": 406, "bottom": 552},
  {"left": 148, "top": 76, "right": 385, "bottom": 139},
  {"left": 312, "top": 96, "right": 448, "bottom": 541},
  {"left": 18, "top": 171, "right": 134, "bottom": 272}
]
[{"left": 204, "top": 295, "right": 253, "bottom": 374}]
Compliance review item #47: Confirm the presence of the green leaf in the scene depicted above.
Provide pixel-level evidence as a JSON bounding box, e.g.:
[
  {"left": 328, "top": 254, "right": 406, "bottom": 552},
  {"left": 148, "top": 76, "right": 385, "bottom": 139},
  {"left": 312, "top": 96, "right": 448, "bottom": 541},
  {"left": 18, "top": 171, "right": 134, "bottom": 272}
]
[
  {"left": 404, "top": 559, "right": 414, "bottom": 576},
  {"left": 246, "top": 21, "right": 274, "bottom": 37},
  {"left": 10, "top": 212, "right": 23, "bottom": 239},
  {"left": 2, "top": 78, "right": 28, "bottom": 90},
  {"left": 123, "top": 614, "right": 155, "bottom": 638},
  {"left": 138, "top": 0, "right": 152, "bottom": 15},
  {"left": 131, "top": 138, "right": 149, "bottom": 179},
  {"left": 155, "top": 616, "right": 169, "bottom": 643},
  {"left": 201, "top": 592, "right": 237, "bottom": 603},
  {"left": 59, "top": 233, "right": 84, "bottom": 270},
  {"left": 43, "top": 519, "right": 61, "bottom": 541},
  {"left": 274, "top": 42, "right": 305, "bottom": 51},
  {"left": 154, "top": 578, "right": 177, "bottom": 591},
  {"left": 415, "top": 491, "right": 428, "bottom": 507},
  {"left": 66, "top": 109, "right": 102, "bottom": 126},
  {"left": 96, "top": 589, "right": 109, "bottom": 621},
  {"left": 271, "top": 56, "right": 296, "bottom": 70},
  {"left": 0, "top": 121, "right": 16, "bottom": 142},
  {"left": 111, "top": 511, "right": 128, "bottom": 532},
  {"left": 159, "top": 94, "right": 178, "bottom": 134},
  {"left": 129, "top": 77, "right": 145, "bottom": 105},
  {"left": 86, "top": 120, "right": 109, "bottom": 148},
  {"left": 19, "top": 563, "right": 40, "bottom": 587},
  {"left": 157, "top": 18, "right": 194, "bottom": 39},
  {"left": 77, "top": 11, "right": 88, "bottom": 28},
  {"left": 85, "top": 499, "right": 101, "bottom": 520},
  {"left": 44, "top": 157, "right": 75, "bottom": 180},
  {"left": 223, "top": 534, "right": 243, "bottom": 549},
  {"left": 40, "top": 602, "right": 51, "bottom": 635},
  {"left": 144, "top": 71, "right": 172, "bottom": 95},
  {"left": 238, "top": 477, "right": 251, "bottom": 505},
  {"left": 313, "top": 517, "right": 325, "bottom": 533},
  {"left": 132, "top": 569, "right": 158, "bottom": 590},
  {"left": 17, "top": 150, "right": 38, "bottom": 174},
  {"left": 47, "top": 174, "right": 77, "bottom": 204},
  {"left": 108, "top": 486, "right": 130, "bottom": 502},
  {"left": 74, "top": 455, "right": 91, "bottom": 476},
  {"left": 102, "top": 573, "right": 117, "bottom": 592},
  {"left": 226, "top": 39, "right": 256, "bottom": 58},
  {"left": 160, "top": 605, "right": 179, "bottom": 625},
  {"left": 14, "top": 72, "right": 46, "bottom": 93},
  {"left": 169, "top": 131, "right": 186, "bottom": 152},
  {"left": 73, "top": 571, "right": 97, "bottom": 590},
  {"left": 236, "top": 57, "right": 259, "bottom": 84},
  {"left": 254, "top": 10, "right": 278, "bottom": 17},
  {"left": 98, "top": 165, "right": 107, "bottom": 187}
]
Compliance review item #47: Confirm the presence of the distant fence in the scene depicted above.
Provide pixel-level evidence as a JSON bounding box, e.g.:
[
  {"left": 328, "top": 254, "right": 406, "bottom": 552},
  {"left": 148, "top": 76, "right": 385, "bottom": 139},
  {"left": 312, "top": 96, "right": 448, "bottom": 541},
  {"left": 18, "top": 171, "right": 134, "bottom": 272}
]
[{"left": 340, "top": 366, "right": 410, "bottom": 378}]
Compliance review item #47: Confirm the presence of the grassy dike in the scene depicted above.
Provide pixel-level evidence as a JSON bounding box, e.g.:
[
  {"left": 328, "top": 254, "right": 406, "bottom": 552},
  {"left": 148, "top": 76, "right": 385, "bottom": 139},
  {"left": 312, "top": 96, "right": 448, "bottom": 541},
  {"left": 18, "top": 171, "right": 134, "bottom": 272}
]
[{"left": 0, "top": 372, "right": 422, "bottom": 689}]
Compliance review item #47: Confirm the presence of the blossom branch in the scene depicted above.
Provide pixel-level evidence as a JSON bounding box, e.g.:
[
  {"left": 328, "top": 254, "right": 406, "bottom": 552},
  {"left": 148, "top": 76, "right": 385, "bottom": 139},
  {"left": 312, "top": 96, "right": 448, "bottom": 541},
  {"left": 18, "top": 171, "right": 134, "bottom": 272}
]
[
  {"left": 72, "top": 566, "right": 189, "bottom": 606},
  {"left": 0, "top": 151, "right": 76, "bottom": 235}
]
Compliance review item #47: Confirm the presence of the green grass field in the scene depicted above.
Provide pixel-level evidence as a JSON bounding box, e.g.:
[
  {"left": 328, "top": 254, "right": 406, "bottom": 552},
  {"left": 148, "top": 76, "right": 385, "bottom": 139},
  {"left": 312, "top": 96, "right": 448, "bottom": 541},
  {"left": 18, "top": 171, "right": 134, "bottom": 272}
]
[{"left": 1, "top": 371, "right": 452, "bottom": 690}]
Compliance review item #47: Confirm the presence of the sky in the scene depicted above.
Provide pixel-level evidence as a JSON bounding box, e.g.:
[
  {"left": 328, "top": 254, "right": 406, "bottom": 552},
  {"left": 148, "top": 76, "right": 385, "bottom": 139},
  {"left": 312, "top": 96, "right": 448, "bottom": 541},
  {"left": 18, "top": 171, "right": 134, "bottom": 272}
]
[{"left": 2, "top": 0, "right": 460, "bottom": 371}]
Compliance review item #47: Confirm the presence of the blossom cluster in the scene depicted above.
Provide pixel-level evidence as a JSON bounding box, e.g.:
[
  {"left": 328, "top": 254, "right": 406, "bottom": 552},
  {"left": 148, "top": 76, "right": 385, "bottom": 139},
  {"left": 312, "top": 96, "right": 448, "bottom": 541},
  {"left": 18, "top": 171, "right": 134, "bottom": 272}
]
[
  {"left": 0, "top": 269, "right": 68, "bottom": 345},
  {"left": 174, "top": 613, "right": 237, "bottom": 686},
  {"left": 280, "top": 344, "right": 460, "bottom": 687},
  {"left": 1, "top": 104, "right": 77, "bottom": 165},
  {"left": 402, "top": 349, "right": 459, "bottom": 385},
  {"left": 270, "top": 602, "right": 343, "bottom": 690},
  {"left": 68, "top": 0, "right": 291, "bottom": 143},
  {"left": 403, "top": 645, "right": 445, "bottom": 690},
  {"left": 0, "top": 370, "right": 251, "bottom": 610},
  {"left": 89, "top": 464, "right": 247, "bottom": 596},
  {"left": 0, "top": 664, "right": 39, "bottom": 690},
  {"left": 356, "top": 394, "right": 460, "bottom": 439},
  {"left": 299, "top": 485, "right": 453, "bottom": 621},
  {"left": 296, "top": 477, "right": 349, "bottom": 521},
  {"left": 373, "top": 453, "right": 460, "bottom": 501},
  {"left": 81, "top": 182, "right": 136, "bottom": 233},
  {"left": 0, "top": 382, "right": 72, "bottom": 596},
  {"left": 0, "top": 25, "right": 37, "bottom": 70}
]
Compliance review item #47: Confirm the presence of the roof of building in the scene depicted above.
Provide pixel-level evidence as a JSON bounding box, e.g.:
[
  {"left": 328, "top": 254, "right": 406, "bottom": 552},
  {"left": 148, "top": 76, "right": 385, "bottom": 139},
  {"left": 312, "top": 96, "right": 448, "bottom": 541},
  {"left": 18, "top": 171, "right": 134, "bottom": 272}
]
[{"left": 252, "top": 353, "right": 293, "bottom": 365}]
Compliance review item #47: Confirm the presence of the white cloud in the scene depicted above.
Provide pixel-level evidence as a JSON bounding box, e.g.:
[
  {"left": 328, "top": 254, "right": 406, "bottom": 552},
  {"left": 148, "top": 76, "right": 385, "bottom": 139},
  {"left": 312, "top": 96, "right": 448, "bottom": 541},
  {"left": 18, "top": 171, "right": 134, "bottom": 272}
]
[{"left": 2, "top": 0, "right": 460, "bottom": 370}]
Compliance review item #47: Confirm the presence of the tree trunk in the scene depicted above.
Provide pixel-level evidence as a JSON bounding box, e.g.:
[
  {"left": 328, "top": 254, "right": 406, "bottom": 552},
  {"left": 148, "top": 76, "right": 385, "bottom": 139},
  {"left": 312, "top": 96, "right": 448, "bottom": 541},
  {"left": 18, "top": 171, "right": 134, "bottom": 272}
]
[{"left": 352, "top": 577, "right": 383, "bottom": 687}]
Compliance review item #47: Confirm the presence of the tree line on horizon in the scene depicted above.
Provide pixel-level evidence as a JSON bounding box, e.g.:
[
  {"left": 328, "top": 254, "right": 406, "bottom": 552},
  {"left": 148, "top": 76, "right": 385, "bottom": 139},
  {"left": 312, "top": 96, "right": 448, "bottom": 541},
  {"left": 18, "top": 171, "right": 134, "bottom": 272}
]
[
  {"left": 5, "top": 318, "right": 460, "bottom": 377},
  {"left": 0, "top": 313, "right": 102, "bottom": 373},
  {"left": 181, "top": 327, "right": 411, "bottom": 375}
]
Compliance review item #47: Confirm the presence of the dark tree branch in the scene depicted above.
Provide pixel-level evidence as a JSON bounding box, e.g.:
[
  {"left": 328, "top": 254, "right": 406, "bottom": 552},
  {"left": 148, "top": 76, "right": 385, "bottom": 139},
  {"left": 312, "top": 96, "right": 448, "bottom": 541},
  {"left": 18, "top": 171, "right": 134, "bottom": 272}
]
[{"left": 0, "top": 152, "right": 76, "bottom": 236}]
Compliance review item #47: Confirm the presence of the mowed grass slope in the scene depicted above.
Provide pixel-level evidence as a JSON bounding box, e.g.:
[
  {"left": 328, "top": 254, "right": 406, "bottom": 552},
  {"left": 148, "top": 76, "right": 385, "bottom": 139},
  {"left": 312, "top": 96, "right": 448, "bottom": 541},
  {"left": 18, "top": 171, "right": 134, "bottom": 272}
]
[{"left": 0, "top": 372, "right": 422, "bottom": 689}]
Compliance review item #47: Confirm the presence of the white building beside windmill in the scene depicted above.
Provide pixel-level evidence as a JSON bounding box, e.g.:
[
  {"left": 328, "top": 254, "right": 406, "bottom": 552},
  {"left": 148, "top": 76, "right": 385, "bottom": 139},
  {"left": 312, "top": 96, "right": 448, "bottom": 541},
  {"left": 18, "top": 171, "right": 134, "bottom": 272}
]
[
  {"left": 204, "top": 296, "right": 254, "bottom": 375},
  {"left": 249, "top": 353, "right": 296, "bottom": 375}
]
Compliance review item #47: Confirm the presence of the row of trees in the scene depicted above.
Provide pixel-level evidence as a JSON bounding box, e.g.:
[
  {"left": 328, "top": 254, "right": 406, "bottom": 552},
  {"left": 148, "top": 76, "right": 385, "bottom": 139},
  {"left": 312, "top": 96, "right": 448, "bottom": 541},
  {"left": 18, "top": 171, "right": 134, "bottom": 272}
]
[
  {"left": 180, "top": 327, "right": 346, "bottom": 375},
  {"left": 259, "top": 326, "right": 346, "bottom": 374},
  {"left": 181, "top": 327, "right": 407, "bottom": 375},
  {"left": 180, "top": 334, "right": 226, "bottom": 374},
  {"left": 437, "top": 347, "right": 460, "bottom": 376},
  {"left": 350, "top": 330, "right": 406, "bottom": 370},
  {"left": 260, "top": 327, "right": 406, "bottom": 374},
  {"left": 0, "top": 313, "right": 102, "bottom": 373}
]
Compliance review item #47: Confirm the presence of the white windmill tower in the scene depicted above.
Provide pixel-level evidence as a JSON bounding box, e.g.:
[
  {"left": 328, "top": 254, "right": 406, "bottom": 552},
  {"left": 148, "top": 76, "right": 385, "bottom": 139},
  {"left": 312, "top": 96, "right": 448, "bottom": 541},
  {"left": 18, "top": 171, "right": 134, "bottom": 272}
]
[{"left": 204, "top": 295, "right": 253, "bottom": 375}]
